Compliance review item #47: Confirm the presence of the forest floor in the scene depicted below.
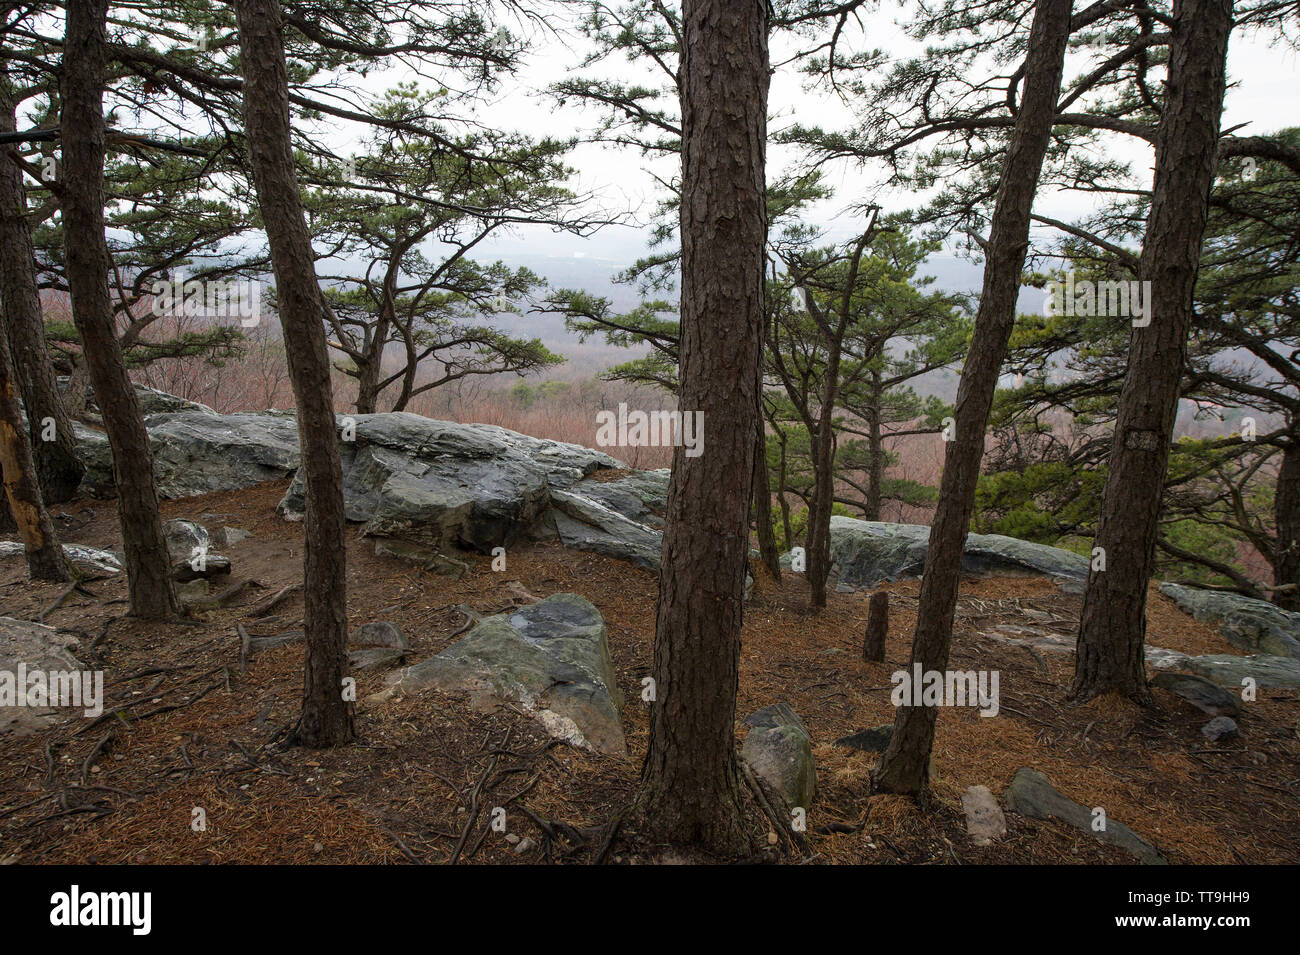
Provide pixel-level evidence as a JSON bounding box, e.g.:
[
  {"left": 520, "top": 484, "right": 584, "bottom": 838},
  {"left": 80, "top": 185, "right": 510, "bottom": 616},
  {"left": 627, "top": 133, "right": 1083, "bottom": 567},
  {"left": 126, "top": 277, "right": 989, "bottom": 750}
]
[{"left": 2, "top": 479, "right": 1297, "bottom": 865}]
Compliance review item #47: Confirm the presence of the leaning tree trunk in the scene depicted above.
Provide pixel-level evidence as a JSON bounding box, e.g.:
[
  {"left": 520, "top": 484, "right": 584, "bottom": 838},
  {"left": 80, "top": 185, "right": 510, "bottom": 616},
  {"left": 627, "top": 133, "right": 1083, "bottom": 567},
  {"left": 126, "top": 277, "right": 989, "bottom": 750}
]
[
  {"left": 236, "top": 0, "right": 355, "bottom": 748},
  {"left": 872, "top": 0, "right": 1074, "bottom": 795},
  {"left": 0, "top": 104, "right": 83, "bottom": 503},
  {"left": 1274, "top": 440, "right": 1300, "bottom": 611},
  {"left": 1073, "top": 0, "right": 1232, "bottom": 703},
  {"left": 61, "top": 0, "right": 177, "bottom": 619},
  {"left": 0, "top": 320, "right": 67, "bottom": 580},
  {"left": 631, "top": 0, "right": 768, "bottom": 855}
]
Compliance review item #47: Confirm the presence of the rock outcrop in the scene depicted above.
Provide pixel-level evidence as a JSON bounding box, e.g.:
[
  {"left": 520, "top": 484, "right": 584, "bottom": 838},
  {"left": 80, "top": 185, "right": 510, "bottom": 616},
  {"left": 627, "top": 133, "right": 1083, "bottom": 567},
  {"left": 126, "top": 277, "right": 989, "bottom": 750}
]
[
  {"left": 76, "top": 411, "right": 301, "bottom": 499},
  {"left": 1158, "top": 583, "right": 1300, "bottom": 658},
  {"left": 826, "top": 517, "right": 1091, "bottom": 591}
]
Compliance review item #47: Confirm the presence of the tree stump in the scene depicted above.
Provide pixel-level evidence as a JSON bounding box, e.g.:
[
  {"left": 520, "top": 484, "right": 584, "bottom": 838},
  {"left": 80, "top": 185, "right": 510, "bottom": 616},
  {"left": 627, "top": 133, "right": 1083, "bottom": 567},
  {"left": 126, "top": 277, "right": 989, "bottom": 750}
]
[{"left": 864, "top": 590, "right": 888, "bottom": 662}]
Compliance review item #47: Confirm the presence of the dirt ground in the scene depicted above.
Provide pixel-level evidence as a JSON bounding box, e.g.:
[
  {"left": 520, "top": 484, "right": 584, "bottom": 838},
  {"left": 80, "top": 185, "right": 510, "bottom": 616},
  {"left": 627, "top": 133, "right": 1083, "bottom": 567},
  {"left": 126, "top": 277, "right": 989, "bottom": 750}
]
[{"left": 1, "top": 479, "right": 1297, "bottom": 864}]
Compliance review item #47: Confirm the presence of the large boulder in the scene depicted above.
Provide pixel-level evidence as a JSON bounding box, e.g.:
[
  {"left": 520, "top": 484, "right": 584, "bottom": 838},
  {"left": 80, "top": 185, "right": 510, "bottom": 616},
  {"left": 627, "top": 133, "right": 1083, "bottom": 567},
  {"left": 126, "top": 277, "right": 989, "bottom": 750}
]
[
  {"left": 742, "top": 703, "right": 816, "bottom": 810},
  {"left": 277, "top": 413, "right": 619, "bottom": 554},
  {"left": 76, "top": 410, "right": 301, "bottom": 498},
  {"left": 827, "top": 516, "right": 1091, "bottom": 591},
  {"left": 1005, "top": 767, "right": 1167, "bottom": 864},
  {"left": 376, "top": 593, "right": 624, "bottom": 754},
  {"left": 1158, "top": 583, "right": 1300, "bottom": 658},
  {"left": 52, "top": 379, "right": 217, "bottom": 421}
]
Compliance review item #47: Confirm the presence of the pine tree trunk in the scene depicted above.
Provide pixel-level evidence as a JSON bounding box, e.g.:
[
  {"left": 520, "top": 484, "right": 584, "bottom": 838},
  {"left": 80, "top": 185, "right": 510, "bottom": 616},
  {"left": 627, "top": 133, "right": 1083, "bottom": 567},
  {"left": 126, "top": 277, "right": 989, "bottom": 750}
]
[
  {"left": 0, "top": 103, "right": 84, "bottom": 503},
  {"left": 632, "top": 0, "right": 768, "bottom": 855},
  {"left": 1273, "top": 441, "right": 1300, "bottom": 611},
  {"left": 864, "top": 590, "right": 888, "bottom": 662},
  {"left": 236, "top": 0, "right": 355, "bottom": 748},
  {"left": 806, "top": 404, "right": 837, "bottom": 608},
  {"left": 1073, "top": 0, "right": 1232, "bottom": 703},
  {"left": 753, "top": 417, "right": 781, "bottom": 580},
  {"left": 61, "top": 0, "right": 176, "bottom": 619},
  {"left": 866, "top": 375, "right": 884, "bottom": 522},
  {"left": 0, "top": 321, "right": 68, "bottom": 580},
  {"left": 872, "top": 0, "right": 1073, "bottom": 795}
]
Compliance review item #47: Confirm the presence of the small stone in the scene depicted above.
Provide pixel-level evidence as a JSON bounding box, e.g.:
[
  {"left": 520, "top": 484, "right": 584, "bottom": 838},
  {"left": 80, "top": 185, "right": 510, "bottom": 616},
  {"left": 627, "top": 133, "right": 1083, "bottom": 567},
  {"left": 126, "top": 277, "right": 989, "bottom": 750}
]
[
  {"left": 961, "top": 785, "right": 1006, "bottom": 846},
  {"left": 1201, "top": 716, "right": 1238, "bottom": 741},
  {"left": 313, "top": 841, "right": 323, "bottom": 853},
  {"left": 514, "top": 837, "right": 535, "bottom": 854},
  {"left": 766, "top": 831, "right": 779, "bottom": 846},
  {"left": 1151, "top": 672, "right": 1242, "bottom": 717},
  {"left": 172, "top": 554, "right": 231, "bottom": 582},
  {"left": 505, "top": 833, "right": 521, "bottom": 845}
]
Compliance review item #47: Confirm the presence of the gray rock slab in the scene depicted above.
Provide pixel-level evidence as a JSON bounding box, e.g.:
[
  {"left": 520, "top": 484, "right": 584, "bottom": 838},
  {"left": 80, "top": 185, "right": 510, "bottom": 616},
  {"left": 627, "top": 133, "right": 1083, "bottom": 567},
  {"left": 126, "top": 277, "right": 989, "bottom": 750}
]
[
  {"left": 1005, "top": 767, "right": 1167, "bottom": 865},
  {"left": 379, "top": 593, "right": 624, "bottom": 754}
]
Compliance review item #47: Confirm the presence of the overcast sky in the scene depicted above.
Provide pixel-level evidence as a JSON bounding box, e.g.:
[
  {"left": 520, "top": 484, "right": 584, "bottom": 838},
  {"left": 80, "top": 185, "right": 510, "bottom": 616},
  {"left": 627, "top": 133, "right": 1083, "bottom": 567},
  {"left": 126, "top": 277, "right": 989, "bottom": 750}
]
[{"left": 467, "top": 4, "right": 1300, "bottom": 271}]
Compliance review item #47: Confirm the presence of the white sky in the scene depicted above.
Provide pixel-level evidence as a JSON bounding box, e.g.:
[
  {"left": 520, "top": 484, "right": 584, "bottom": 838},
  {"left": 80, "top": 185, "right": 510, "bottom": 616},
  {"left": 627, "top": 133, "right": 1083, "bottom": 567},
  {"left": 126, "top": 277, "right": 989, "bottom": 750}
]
[{"left": 470, "top": 4, "right": 1300, "bottom": 264}]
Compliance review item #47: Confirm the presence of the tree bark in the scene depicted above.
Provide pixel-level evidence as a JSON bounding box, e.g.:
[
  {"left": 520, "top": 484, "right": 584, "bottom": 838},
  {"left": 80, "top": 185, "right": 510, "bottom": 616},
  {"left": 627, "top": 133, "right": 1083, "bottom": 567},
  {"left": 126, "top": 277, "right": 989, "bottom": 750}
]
[
  {"left": 61, "top": 0, "right": 176, "bottom": 619},
  {"left": 236, "top": 0, "right": 355, "bottom": 747},
  {"left": 864, "top": 590, "right": 888, "bottom": 662},
  {"left": 806, "top": 366, "right": 840, "bottom": 608},
  {"left": 865, "top": 373, "right": 884, "bottom": 521},
  {"left": 1273, "top": 441, "right": 1300, "bottom": 611},
  {"left": 872, "top": 0, "right": 1074, "bottom": 795},
  {"left": 0, "top": 103, "right": 83, "bottom": 503},
  {"left": 1073, "top": 0, "right": 1232, "bottom": 703},
  {"left": 0, "top": 318, "right": 68, "bottom": 580},
  {"left": 631, "top": 0, "right": 768, "bottom": 855},
  {"left": 753, "top": 399, "right": 780, "bottom": 581}
]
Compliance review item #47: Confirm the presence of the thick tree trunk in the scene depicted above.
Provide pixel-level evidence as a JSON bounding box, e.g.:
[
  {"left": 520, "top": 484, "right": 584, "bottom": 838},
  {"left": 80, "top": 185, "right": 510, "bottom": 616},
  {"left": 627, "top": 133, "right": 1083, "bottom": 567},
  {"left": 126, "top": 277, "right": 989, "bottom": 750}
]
[
  {"left": 0, "top": 321, "right": 68, "bottom": 580},
  {"left": 353, "top": 311, "right": 388, "bottom": 414},
  {"left": 872, "top": 0, "right": 1073, "bottom": 795},
  {"left": 61, "top": 0, "right": 177, "bottom": 619},
  {"left": 632, "top": 0, "right": 768, "bottom": 856},
  {"left": 1073, "top": 0, "right": 1232, "bottom": 703},
  {"left": 0, "top": 104, "right": 83, "bottom": 503},
  {"left": 236, "top": 0, "right": 355, "bottom": 748},
  {"left": 353, "top": 363, "right": 379, "bottom": 415},
  {"left": 1273, "top": 441, "right": 1300, "bottom": 611},
  {"left": 753, "top": 417, "right": 781, "bottom": 580}
]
